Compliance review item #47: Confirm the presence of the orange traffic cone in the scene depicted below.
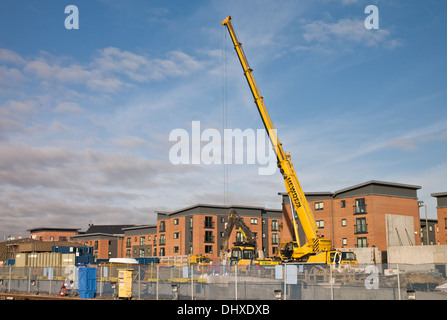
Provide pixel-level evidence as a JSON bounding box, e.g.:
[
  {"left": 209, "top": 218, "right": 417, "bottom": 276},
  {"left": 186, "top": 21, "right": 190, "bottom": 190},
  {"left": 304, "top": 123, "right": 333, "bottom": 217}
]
[{"left": 59, "top": 282, "right": 69, "bottom": 296}]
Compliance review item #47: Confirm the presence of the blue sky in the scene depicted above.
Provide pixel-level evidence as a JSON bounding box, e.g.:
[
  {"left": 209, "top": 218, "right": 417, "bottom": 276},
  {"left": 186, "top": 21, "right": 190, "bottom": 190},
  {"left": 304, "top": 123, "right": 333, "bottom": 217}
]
[{"left": 1, "top": 0, "right": 446, "bottom": 239}]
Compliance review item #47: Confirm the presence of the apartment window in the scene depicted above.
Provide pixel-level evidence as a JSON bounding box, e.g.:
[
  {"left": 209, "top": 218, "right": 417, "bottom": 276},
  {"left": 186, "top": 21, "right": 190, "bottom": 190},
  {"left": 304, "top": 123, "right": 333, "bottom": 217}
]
[
  {"left": 342, "top": 238, "right": 348, "bottom": 246},
  {"left": 174, "top": 218, "right": 179, "bottom": 225},
  {"left": 140, "top": 237, "right": 145, "bottom": 245},
  {"left": 251, "top": 218, "right": 258, "bottom": 225},
  {"left": 272, "top": 233, "right": 279, "bottom": 245},
  {"left": 354, "top": 198, "right": 366, "bottom": 214},
  {"left": 204, "top": 216, "right": 214, "bottom": 228},
  {"left": 316, "top": 220, "right": 325, "bottom": 228},
  {"left": 236, "top": 232, "right": 244, "bottom": 243},
  {"left": 159, "top": 221, "right": 166, "bottom": 232},
  {"left": 271, "top": 220, "right": 279, "bottom": 231},
  {"left": 126, "top": 249, "right": 131, "bottom": 257},
  {"left": 160, "top": 234, "right": 166, "bottom": 245},
  {"left": 139, "top": 249, "right": 145, "bottom": 257},
  {"left": 357, "top": 237, "right": 367, "bottom": 248},
  {"left": 205, "top": 245, "right": 213, "bottom": 254},
  {"left": 159, "top": 248, "right": 165, "bottom": 256},
  {"left": 50, "top": 236, "right": 54, "bottom": 241},
  {"left": 153, "top": 248, "right": 157, "bottom": 256},
  {"left": 341, "top": 200, "right": 346, "bottom": 208},
  {"left": 341, "top": 219, "right": 347, "bottom": 227},
  {"left": 173, "top": 246, "right": 179, "bottom": 253},
  {"left": 173, "top": 232, "right": 179, "bottom": 239},
  {"left": 154, "top": 235, "right": 157, "bottom": 246},
  {"left": 189, "top": 217, "right": 193, "bottom": 228},
  {"left": 315, "top": 202, "right": 324, "bottom": 211},
  {"left": 94, "top": 241, "right": 98, "bottom": 250},
  {"left": 205, "top": 231, "right": 214, "bottom": 243},
  {"left": 355, "top": 218, "right": 367, "bottom": 234},
  {"left": 189, "top": 231, "right": 193, "bottom": 242},
  {"left": 126, "top": 238, "right": 131, "bottom": 248}
]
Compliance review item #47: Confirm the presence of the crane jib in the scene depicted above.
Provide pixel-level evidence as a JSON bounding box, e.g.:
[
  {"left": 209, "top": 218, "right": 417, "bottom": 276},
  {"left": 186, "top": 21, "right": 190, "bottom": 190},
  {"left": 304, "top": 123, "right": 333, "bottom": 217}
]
[{"left": 286, "top": 176, "right": 301, "bottom": 209}]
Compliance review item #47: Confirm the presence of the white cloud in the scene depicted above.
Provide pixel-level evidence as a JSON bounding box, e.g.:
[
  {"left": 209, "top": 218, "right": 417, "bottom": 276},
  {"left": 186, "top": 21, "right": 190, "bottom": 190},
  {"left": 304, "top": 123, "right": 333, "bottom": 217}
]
[{"left": 302, "top": 18, "right": 400, "bottom": 49}]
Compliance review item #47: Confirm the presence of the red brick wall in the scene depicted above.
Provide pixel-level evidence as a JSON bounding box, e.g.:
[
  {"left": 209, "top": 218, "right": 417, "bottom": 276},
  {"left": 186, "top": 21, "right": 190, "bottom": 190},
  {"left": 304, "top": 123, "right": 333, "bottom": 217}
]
[
  {"left": 437, "top": 207, "right": 447, "bottom": 245},
  {"left": 30, "top": 230, "right": 78, "bottom": 242}
]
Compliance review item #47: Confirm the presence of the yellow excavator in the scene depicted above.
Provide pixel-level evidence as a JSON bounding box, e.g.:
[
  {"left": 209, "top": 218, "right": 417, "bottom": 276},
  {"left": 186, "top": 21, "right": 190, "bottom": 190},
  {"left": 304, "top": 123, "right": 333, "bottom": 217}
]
[
  {"left": 220, "top": 210, "right": 258, "bottom": 266},
  {"left": 222, "top": 16, "right": 357, "bottom": 266}
]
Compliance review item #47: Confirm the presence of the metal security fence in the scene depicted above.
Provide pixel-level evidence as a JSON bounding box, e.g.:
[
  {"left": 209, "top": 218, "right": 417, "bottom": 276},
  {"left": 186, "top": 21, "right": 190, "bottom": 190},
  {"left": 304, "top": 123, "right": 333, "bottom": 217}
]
[{"left": 1, "top": 263, "right": 447, "bottom": 300}]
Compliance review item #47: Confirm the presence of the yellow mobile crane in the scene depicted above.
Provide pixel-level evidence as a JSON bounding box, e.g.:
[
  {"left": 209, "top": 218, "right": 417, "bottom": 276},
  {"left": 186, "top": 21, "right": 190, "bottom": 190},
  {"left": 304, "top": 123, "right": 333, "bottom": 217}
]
[{"left": 222, "top": 16, "right": 357, "bottom": 266}]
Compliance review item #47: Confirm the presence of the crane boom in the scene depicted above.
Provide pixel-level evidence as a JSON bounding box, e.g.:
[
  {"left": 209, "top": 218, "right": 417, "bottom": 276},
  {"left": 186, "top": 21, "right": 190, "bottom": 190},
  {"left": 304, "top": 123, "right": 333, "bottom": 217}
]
[{"left": 222, "top": 16, "right": 331, "bottom": 260}]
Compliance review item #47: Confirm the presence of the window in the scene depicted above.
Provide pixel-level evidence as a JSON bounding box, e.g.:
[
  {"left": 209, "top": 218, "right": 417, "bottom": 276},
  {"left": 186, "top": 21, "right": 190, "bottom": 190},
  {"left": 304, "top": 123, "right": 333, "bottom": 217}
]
[
  {"left": 357, "top": 237, "right": 367, "bottom": 248},
  {"left": 342, "top": 238, "right": 348, "bottom": 246},
  {"left": 126, "top": 238, "right": 131, "bottom": 248},
  {"left": 341, "top": 219, "right": 347, "bottom": 227},
  {"left": 139, "top": 249, "right": 145, "bottom": 257},
  {"left": 205, "top": 231, "right": 214, "bottom": 243},
  {"left": 205, "top": 245, "right": 213, "bottom": 254},
  {"left": 236, "top": 232, "right": 244, "bottom": 243},
  {"left": 354, "top": 198, "right": 366, "bottom": 214},
  {"left": 189, "top": 217, "right": 193, "bottom": 228},
  {"left": 355, "top": 218, "right": 367, "bottom": 234},
  {"left": 205, "top": 216, "right": 214, "bottom": 228},
  {"left": 316, "top": 220, "right": 325, "bottom": 228},
  {"left": 174, "top": 218, "right": 179, "bottom": 225},
  {"left": 140, "top": 237, "right": 145, "bottom": 245},
  {"left": 272, "top": 233, "right": 279, "bottom": 245},
  {"left": 341, "top": 200, "right": 346, "bottom": 208},
  {"left": 154, "top": 235, "right": 157, "bottom": 246},
  {"left": 315, "top": 202, "right": 324, "bottom": 211},
  {"left": 271, "top": 220, "right": 279, "bottom": 231},
  {"left": 159, "top": 248, "right": 165, "bottom": 256},
  {"left": 173, "top": 246, "right": 179, "bottom": 253},
  {"left": 126, "top": 249, "right": 131, "bottom": 257},
  {"left": 173, "top": 232, "right": 179, "bottom": 239},
  {"left": 159, "top": 221, "right": 166, "bottom": 232},
  {"left": 160, "top": 234, "right": 165, "bottom": 245},
  {"left": 94, "top": 241, "right": 98, "bottom": 250},
  {"left": 251, "top": 218, "right": 258, "bottom": 225}
]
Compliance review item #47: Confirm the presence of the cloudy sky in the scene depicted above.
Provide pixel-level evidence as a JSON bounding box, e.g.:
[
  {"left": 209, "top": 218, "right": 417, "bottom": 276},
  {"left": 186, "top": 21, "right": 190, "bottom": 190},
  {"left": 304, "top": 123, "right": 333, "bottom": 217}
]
[{"left": 1, "top": 0, "right": 446, "bottom": 239}]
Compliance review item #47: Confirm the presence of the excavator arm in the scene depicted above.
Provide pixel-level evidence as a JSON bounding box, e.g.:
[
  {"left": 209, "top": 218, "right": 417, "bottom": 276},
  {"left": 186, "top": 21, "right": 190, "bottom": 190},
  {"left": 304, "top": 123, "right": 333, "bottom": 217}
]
[
  {"left": 222, "top": 16, "right": 332, "bottom": 260},
  {"left": 220, "top": 210, "right": 257, "bottom": 260}
]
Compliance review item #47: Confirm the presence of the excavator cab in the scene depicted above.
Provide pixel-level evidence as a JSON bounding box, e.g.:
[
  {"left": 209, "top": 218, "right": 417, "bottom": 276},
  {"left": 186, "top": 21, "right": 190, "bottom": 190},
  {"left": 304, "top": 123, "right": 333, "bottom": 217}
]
[{"left": 230, "top": 246, "right": 255, "bottom": 265}]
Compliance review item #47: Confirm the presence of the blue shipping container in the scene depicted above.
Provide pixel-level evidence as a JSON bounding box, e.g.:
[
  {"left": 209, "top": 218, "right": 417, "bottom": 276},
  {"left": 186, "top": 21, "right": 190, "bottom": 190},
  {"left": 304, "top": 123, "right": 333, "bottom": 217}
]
[{"left": 78, "top": 267, "right": 97, "bottom": 299}]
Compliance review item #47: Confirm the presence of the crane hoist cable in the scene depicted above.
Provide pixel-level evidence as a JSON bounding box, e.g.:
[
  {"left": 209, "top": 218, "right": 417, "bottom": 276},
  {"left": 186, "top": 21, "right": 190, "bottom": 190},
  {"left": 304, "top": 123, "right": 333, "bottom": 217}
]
[{"left": 222, "top": 25, "right": 229, "bottom": 206}]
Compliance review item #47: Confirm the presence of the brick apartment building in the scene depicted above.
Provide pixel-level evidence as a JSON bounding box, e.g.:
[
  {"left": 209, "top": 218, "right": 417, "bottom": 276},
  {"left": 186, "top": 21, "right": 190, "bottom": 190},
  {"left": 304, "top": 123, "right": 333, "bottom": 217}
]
[
  {"left": 122, "top": 225, "right": 157, "bottom": 258},
  {"left": 28, "top": 227, "right": 81, "bottom": 242},
  {"left": 432, "top": 192, "right": 447, "bottom": 245},
  {"left": 71, "top": 225, "right": 133, "bottom": 260},
  {"left": 153, "top": 204, "right": 282, "bottom": 260},
  {"left": 280, "top": 180, "right": 422, "bottom": 255}
]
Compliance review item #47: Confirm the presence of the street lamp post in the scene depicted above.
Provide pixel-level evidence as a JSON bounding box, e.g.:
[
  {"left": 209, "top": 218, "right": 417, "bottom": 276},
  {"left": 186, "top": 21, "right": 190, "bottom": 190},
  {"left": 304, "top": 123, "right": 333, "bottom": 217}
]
[{"left": 418, "top": 201, "right": 429, "bottom": 245}]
